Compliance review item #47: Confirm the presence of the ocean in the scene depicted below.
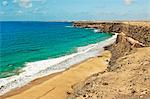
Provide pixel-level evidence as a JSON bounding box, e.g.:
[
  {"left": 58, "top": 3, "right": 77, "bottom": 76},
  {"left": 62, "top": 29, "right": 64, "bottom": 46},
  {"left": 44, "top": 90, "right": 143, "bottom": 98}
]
[
  {"left": 0, "top": 21, "right": 117, "bottom": 95},
  {"left": 0, "top": 21, "right": 112, "bottom": 78}
]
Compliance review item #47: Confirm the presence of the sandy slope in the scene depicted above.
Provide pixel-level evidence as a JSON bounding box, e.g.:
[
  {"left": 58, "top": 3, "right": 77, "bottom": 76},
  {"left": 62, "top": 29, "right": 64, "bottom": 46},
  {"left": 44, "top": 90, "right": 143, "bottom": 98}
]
[
  {"left": 123, "top": 22, "right": 150, "bottom": 27},
  {"left": 69, "top": 47, "right": 150, "bottom": 99},
  {"left": 2, "top": 51, "right": 111, "bottom": 99}
]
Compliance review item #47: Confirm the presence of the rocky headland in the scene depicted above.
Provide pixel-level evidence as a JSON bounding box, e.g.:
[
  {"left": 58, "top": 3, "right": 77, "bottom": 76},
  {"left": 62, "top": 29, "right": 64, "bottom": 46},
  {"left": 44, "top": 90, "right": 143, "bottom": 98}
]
[{"left": 68, "top": 21, "right": 150, "bottom": 99}]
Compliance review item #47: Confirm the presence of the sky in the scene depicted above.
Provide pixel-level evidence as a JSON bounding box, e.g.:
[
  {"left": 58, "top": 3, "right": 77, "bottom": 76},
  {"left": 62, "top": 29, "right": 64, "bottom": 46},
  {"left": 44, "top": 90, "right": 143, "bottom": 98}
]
[{"left": 0, "top": 0, "right": 150, "bottom": 21}]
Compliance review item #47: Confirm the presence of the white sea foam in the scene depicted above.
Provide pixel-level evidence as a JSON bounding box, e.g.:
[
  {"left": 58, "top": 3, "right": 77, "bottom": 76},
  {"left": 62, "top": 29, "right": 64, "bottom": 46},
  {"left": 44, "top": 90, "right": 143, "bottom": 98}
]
[
  {"left": 65, "top": 26, "right": 73, "bottom": 28},
  {"left": 0, "top": 34, "right": 117, "bottom": 95},
  {"left": 94, "top": 29, "right": 101, "bottom": 33}
]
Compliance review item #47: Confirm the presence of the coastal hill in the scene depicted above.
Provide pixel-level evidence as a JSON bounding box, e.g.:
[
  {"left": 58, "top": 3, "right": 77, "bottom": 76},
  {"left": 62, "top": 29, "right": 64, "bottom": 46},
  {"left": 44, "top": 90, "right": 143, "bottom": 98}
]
[{"left": 69, "top": 21, "right": 150, "bottom": 99}]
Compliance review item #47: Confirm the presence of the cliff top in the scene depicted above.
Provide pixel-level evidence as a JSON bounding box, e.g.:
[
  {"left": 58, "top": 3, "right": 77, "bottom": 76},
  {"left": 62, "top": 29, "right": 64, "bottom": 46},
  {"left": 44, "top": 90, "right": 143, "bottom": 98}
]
[{"left": 73, "top": 21, "right": 150, "bottom": 27}]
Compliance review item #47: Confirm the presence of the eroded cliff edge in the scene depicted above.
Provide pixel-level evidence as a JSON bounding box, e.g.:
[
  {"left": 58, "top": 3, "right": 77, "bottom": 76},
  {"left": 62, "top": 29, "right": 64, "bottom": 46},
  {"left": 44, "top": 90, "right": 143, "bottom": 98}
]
[{"left": 68, "top": 21, "right": 150, "bottom": 99}]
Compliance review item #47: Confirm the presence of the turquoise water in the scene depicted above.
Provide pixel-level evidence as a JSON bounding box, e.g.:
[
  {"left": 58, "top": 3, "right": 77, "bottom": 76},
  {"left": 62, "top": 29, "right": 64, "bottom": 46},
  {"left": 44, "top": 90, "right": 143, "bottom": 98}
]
[{"left": 0, "top": 22, "right": 112, "bottom": 78}]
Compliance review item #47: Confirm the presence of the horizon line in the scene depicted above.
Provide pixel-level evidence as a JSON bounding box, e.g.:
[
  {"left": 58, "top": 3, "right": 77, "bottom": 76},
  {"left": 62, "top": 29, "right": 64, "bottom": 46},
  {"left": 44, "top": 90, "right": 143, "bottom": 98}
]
[{"left": 0, "top": 20, "right": 150, "bottom": 22}]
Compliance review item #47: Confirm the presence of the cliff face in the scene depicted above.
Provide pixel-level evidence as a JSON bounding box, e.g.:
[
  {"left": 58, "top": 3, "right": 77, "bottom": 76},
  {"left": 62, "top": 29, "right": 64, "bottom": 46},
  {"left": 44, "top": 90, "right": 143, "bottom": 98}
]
[
  {"left": 69, "top": 21, "right": 150, "bottom": 99},
  {"left": 74, "top": 22, "right": 150, "bottom": 70},
  {"left": 73, "top": 22, "right": 150, "bottom": 46}
]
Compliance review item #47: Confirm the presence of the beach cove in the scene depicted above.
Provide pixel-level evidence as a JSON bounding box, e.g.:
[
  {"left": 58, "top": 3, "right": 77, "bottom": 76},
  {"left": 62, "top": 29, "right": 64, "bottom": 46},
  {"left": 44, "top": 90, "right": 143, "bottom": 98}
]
[
  {"left": 0, "top": 22, "right": 116, "bottom": 96},
  {"left": 1, "top": 51, "right": 111, "bottom": 99},
  {"left": 1, "top": 21, "right": 150, "bottom": 99}
]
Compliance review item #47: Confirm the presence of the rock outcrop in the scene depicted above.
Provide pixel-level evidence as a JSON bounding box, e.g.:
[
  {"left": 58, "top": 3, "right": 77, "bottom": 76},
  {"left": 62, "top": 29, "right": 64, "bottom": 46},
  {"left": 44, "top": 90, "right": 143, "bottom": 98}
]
[{"left": 68, "top": 21, "right": 150, "bottom": 99}]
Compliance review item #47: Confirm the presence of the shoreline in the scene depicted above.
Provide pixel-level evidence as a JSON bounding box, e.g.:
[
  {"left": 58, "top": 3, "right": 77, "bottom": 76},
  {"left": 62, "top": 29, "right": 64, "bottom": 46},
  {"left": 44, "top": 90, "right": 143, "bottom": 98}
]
[
  {"left": 0, "top": 33, "right": 117, "bottom": 96},
  {"left": 1, "top": 71, "right": 63, "bottom": 98},
  {"left": 1, "top": 50, "right": 111, "bottom": 99}
]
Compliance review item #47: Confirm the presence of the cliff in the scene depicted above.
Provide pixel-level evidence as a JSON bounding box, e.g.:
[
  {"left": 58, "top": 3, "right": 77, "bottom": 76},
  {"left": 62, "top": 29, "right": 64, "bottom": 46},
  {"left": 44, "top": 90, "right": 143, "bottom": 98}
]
[
  {"left": 73, "top": 21, "right": 150, "bottom": 46},
  {"left": 74, "top": 21, "right": 150, "bottom": 70},
  {"left": 68, "top": 21, "right": 150, "bottom": 99}
]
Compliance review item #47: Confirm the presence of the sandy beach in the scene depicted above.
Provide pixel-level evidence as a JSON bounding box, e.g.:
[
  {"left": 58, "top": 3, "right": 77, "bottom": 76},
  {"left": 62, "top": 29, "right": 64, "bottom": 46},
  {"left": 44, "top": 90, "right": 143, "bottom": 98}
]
[{"left": 1, "top": 51, "right": 111, "bottom": 99}]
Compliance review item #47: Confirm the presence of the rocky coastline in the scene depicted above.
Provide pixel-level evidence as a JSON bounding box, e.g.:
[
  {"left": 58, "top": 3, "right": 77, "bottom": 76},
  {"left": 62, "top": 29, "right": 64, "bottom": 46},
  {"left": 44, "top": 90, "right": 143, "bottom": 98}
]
[{"left": 68, "top": 21, "right": 150, "bottom": 99}]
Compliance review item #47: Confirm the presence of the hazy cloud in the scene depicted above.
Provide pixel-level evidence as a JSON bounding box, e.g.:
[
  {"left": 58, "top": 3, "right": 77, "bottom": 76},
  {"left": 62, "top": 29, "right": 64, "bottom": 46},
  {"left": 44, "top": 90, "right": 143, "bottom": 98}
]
[
  {"left": 0, "top": 11, "right": 5, "bottom": 15},
  {"left": 2, "top": 0, "right": 8, "bottom": 6},
  {"left": 12, "top": 0, "right": 32, "bottom": 8},
  {"left": 12, "top": 0, "right": 46, "bottom": 8},
  {"left": 33, "top": 8, "right": 39, "bottom": 13},
  {"left": 124, "top": 0, "right": 134, "bottom": 5},
  {"left": 33, "top": 8, "right": 47, "bottom": 14},
  {"left": 16, "top": 10, "right": 23, "bottom": 15},
  {"left": 12, "top": 0, "right": 17, "bottom": 3},
  {"left": 33, "top": 0, "right": 47, "bottom": 4},
  {"left": 19, "top": 0, "right": 32, "bottom": 8}
]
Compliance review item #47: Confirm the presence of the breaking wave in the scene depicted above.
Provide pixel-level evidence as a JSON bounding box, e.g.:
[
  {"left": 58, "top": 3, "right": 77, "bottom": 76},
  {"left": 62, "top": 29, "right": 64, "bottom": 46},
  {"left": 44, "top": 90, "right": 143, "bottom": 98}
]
[{"left": 0, "top": 34, "right": 117, "bottom": 95}]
